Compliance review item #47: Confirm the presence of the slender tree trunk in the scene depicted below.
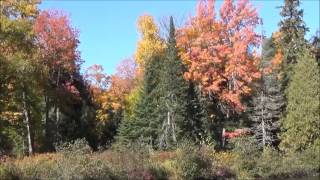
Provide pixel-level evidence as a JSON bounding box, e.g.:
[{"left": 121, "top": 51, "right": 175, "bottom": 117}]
[
  {"left": 45, "top": 95, "right": 49, "bottom": 130},
  {"left": 261, "top": 92, "right": 266, "bottom": 147},
  {"left": 262, "top": 119, "right": 266, "bottom": 147},
  {"left": 222, "top": 128, "right": 226, "bottom": 148},
  {"left": 166, "top": 111, "right": 171, "bottom": 147},
  {"left": 22, "top": 130, "right": 25, "bottom": 155},
  {"left": 56, "top": 107, "right": 60, "bottom": 127},
  {"left": 171, "top": 112, "right": 177, "bottom": 143},
  {"left": 22, "top": 89, "right": 33, "bottom": 155},
  {"left": 54, "top": 67, "right": 61, "bottom": 142},
  {"left": 44, "top": 94, "right": 54, "bottom": 151}
]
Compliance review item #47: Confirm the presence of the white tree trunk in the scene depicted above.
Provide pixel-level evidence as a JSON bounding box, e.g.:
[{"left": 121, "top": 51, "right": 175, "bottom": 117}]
[
  {"left": 262, "top": 119, "right": 266, "bottom": 147},
  {"left": 261, "top": 92, "right": 266, "bottom": 147},
  {"left": 22, "top": 90, "right": 33, "bottom": 155}
]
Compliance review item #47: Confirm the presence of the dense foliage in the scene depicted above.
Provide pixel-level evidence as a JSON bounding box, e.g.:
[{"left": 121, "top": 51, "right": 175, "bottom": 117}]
[{"left": 0, "top": 0, "right": 319, "bottom": 179}]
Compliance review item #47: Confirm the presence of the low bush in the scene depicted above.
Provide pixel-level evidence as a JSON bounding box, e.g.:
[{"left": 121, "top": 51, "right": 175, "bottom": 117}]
[
  {"left": 255, "top": 147, "right": 283, "bottom": 178},
  {"left": 4, "top": 139, "right": 118, "bottom": 180},
  {"left": 0, "top": 162, "right": 20, "bottom": 180},
  {"left": 230, "top": 137, "right": 320, "bottom": 179},
  {"left": 14, "top": 153, "right": 59, "bottom": 179},
  {"left": 53, "top": 139, "right": 115, "bottom": 179},
  {"left": 0, "top": 138, "right": 319, "bottom": 180},
  {"left": 275, "top": 145, "right": 320, "bottom": 178},
  {"left": 99, "top": 143, "right": 169, "bottom": 180},
  {"left": 211, "top": 151, "right": 236, "bottom": 178},
  {"left": 168, "top": 142, "right": 213, "bottom": 180},
  {"left": 230, "top": 136, "right": 260, "bottom": 179}
]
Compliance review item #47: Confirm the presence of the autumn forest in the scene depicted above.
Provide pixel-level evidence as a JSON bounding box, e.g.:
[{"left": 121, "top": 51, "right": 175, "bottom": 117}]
[{"left": 0, "top": 0, "right": 319, "bottom": 179}]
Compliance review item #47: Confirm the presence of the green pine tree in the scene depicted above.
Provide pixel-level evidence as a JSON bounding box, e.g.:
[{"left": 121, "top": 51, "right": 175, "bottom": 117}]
[
  {"left": 280, "top": 50, "right": 320, "bottom": 152},
  {"left": 185, "top": 82, "right": 208, "bottom": 144},
  {"left": 158, "top": 17, "right": 199, "bottom": 148},
  {"left": 158, "top": 17, "right": 209, "bottom": 148},
  {"left": 278, "top": 0, "right": 308, "bottom": 85},
  {"left": 279, "top": 0, "right": 308, "bottom": 64},
  {"left": 116, "top": 55, "right": 164, "bottom": 147},
  {"left": 116, "top": 17, "right": 207, "bottom": 149}
]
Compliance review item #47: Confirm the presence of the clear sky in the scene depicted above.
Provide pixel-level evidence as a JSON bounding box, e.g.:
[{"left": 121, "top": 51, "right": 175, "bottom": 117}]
[{"left": 39, "top": 0, "right": 320, "bottom": 75}]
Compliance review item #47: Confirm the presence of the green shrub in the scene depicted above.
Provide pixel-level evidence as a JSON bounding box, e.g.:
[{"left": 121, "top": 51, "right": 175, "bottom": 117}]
[
  {"left": 256, "top": 147, "right": 282, "bottom": 178},
  {"left": 171, "top": 142, "right": 212, "bottom": 180},
  {"left": 0, "top": 162, "right": 20, "bottom": 180},
  {"left": 10, "top": 139, "right": 118, "bottom": 180},
  {"left": 16, "top": 154, "right": 59, "bottom": 179},
  {"left": 54, "top": 139, "right": 116, "bottom": 180},
  {"left": 234, "top": 138, "right": 320, "bottom": 179},
  {"left": 211, "top": 151, "right": 236, "bottom": 178},
  {"left": 99, "top": 144, "right": 169, "bottom": 180},
  {"left": 231, "top": 136, "right": 260, "bottom": 179},
  {"left": 299, "top": 139, "right": 320, "bottom": 173},
  {"left": 277, "top": 145, "right": 319, "bottom": 178},
  {"left": 147, "top": 163, "right": 168, "bottom": 180}
]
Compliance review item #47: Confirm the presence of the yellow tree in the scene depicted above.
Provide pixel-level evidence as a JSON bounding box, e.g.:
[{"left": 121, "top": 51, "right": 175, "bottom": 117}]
[
  {"left": 124, "top": 15, "right": 166, "bottom": 121},
  {"left": 135, "top": 14, "right": 165, "bottom": 69}
]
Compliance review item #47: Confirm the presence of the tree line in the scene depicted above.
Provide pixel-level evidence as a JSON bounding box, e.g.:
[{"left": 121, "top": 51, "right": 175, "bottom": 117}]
[{"left": 0, "top": 0, "right": 319, "bottom": 157}]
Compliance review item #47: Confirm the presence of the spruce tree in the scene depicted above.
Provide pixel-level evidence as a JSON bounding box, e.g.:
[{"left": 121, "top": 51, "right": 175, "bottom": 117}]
[
  {"left": 158, "top": 17, "right": 203, "bottom": 148},
  {"left": 278, "top": 0, "right": 308, "bottom": 84},
  {"left": 280, "top": 50, "right": 320, "bottom": 152},
  {"left": 116, "top": 55, "right": 164, "bottom": 147},
  {"left": 115, "top": 108, "right": 140, "bottom": 147},
  {"left": 185, "top": 82, "right": 208, "bottom": 144},
  {"left": 116, "top": 17, "right": 206, "bottom": 148},
  {"left": 250, "top": 38, "right": 285, "bottom": 148},
  {"left": 279, "top": 0, "right": 308, "bottom": 64}
]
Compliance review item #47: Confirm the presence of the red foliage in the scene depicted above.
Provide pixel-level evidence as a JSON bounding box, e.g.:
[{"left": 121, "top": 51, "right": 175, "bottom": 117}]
[
  {"left": 178, "top": 0, "right": 261, "bottom": 112},
  {"left": 35, "top": 10, "right": 82, "bottom": 97},
  {"left": 223, "top": 128, "right": 251, "bottom": 139},
  {"left": 34, "top": 10, "right": 81, "bottom": 72}
]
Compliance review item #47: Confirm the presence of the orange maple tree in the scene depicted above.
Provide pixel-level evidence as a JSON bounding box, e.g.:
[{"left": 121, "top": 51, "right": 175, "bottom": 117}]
[
  {"left": 177, "top": 0, "right": 261, "bottom": 111},
  {"left": 110, "top": 58, "right": 137, "bottom": 104},
  {"left": 84, "top": 64, "right": 110, "bottom": 96},
  {"left": 85, "top": 59, "right": 137, "bottom": 121}
]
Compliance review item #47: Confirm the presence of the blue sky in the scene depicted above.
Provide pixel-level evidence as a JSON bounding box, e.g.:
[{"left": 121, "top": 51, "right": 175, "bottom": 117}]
[{"left": 40, "top": 0, "right": 320, "bottom": 75}]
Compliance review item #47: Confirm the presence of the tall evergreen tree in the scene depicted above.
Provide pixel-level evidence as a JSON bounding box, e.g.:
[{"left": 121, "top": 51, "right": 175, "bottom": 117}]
[
  {"left": 250, "top": 38, "right": 285, "bottom": 148},
  {"left": 116, "top": 55, "right": 164, "bottom": 147},
  {"left": 280, "top": 50, "right": 320, "bottom": 152},
  {"left": 185, "top": 82, "right": 208, "bottom": 144},
  {"left": 116, "top": 17, "right": 207, "bottom": 148},
  {"left": 158, "top": 17, "right": 204, "bottom": 148},
  {"left": 278, "top": 0, "right": 308, "bottom": 84}
]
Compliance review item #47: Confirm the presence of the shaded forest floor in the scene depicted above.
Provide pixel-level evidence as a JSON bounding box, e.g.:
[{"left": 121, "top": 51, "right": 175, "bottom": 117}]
[{"left": 0, "top": 139, "right": 319, "bottom": 180}]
